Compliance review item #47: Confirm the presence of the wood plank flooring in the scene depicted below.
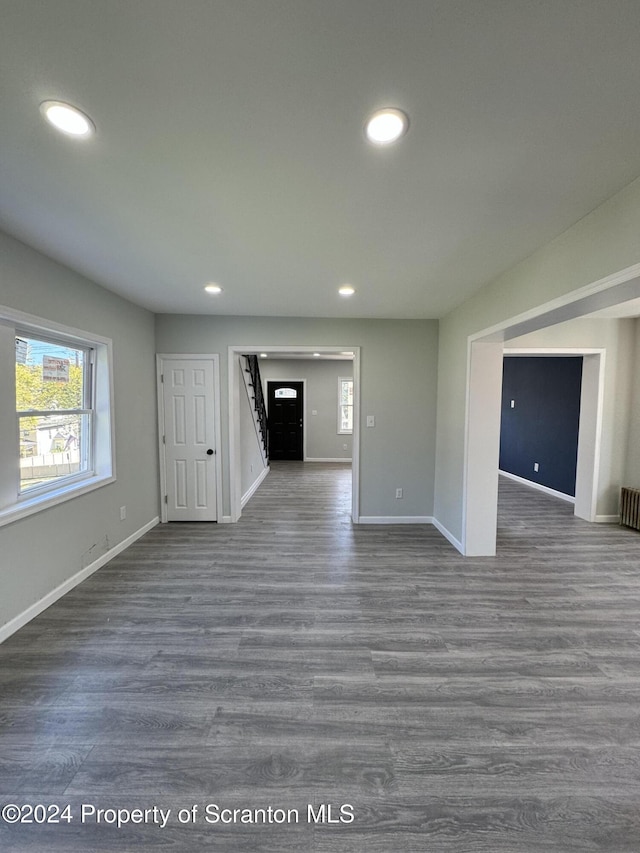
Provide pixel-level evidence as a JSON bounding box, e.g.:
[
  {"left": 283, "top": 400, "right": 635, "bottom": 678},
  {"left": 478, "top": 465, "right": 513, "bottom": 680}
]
[{"left": 2, "top": 463, "right": 640, "bottom": 851}]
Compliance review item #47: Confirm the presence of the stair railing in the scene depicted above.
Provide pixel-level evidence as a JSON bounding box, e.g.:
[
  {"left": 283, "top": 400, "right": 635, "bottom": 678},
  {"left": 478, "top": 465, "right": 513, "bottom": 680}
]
[{"left": 243, "top": 354, "right": 268, "bottom": 460}]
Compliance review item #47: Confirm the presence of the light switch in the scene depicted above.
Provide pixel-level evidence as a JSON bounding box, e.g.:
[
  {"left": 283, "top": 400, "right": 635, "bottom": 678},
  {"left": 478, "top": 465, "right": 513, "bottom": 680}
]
[
  {"left": 510, "top": 400, "right": 515, "bottom": 408},
  {"left": 312, "top": 409, "right": 318, "bottom": 416},
  {"left": 366, "top": 415, "right": 375, "bottom": 427}
]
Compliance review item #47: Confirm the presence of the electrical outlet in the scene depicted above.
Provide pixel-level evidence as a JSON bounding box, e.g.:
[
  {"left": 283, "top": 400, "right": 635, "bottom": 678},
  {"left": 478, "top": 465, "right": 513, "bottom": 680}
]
[
  {"left": 366, "top": 415, "right": 375, "bottom": 427},
  {"left": 533, "top": 462, "right": 539, "bottom": 472},
  {"left": 396, "top": 488, "right": 403, "bottom": 499},
  {"left": 120, "top": 505, "right": 126, "bottom": 520},
  {"left": 343, "top": 444, "right": 348, "bottom": 450},
  {"left": 510, "top": 399, "right": 515, "bottom": 408}
]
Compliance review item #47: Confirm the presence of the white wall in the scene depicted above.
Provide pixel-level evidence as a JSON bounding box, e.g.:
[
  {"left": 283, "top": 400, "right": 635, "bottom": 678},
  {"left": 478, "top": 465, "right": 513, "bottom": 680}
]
[
  {"left": 0, "top": 231, "right": 159, "bottom": 634},
  {"left": 155, "top": 315, "right": 438, "bottom": 520},
  {"left": 434, "top": 174, "right": 640, "bottom": 547},
  {"left": 239, "top": 356, "right": 268, "bottom": 502},
  {"left": 506, "top": 317, "right": 635, "bottom": 517},
  {"left": 259, "top": 358, "right": 353, "bottom": 460},
  {"left": 625, "top": 318, "right": 640, "bottom": 490}
]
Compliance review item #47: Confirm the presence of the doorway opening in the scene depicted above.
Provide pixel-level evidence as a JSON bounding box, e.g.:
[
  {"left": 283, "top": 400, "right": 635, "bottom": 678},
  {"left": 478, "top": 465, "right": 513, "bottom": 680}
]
[
  {"left": 267, "top": 380, "right": 304, "bottom": 461},
  {"left": 463, "top": 263, "right": 640, "bottom": 556},
  {"left": 228, "top": 345, "right": 360, "bottom": 524}
]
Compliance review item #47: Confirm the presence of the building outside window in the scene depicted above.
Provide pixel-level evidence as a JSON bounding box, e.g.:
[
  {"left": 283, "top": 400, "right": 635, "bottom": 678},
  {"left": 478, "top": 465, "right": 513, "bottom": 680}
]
[
  {"left": 16, "top": 335, "right": 93, "bottom": 493},
  {"left": 0, "top": 307, "right": 114, "bottom": 528}
]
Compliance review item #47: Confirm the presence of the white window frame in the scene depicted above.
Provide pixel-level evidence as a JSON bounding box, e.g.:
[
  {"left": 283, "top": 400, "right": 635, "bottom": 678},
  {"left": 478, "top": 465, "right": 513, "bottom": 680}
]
[
  {"left": 338, "top": 376, "right": 354, "bottom": 435},
  {"left": 16, "top": 332, "right": 94, "bottom": 497},
  {"left": 0, "top": 305, "right": 115, "bottom": 527}
]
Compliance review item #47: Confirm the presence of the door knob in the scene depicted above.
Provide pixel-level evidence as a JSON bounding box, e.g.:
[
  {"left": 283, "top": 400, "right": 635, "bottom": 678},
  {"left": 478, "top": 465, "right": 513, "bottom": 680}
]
[{"left": 206, "top": 448, "right": 214, "bottom": 456}]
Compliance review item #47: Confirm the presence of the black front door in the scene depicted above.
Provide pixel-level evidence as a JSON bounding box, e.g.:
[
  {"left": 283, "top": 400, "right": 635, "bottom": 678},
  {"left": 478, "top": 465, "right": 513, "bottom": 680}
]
[{"left": 267, "top": 381, "right": 303, "bottom": 460}]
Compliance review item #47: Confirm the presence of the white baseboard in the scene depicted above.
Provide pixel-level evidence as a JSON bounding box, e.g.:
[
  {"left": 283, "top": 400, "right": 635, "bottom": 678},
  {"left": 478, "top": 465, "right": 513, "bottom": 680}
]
[
  {"left": 304, "top": 457, "right": 352, "bottom": 463},
  {"left": 0, "top": 516, "right": 159, "bottom": 645},
  {"left": 595, "top": 514, "right": 620, "bottom": 523},
  {"left": 220, "top": 515, "right": 233, "bottom": 524},
  {"left": 359, "top": 515, "right": 434, "bottom": 525},
  {"left": 357, "top": 514, "right": 465, "bottom": 553},
  {"left": 499, "top": 470, "right": 575, "bottom": 504},
  {"left": 241, "top": 465, "right": 270, "bottom": 508},
  {"left": 432, "top": 517, "right": 465, "bottom": 554}
]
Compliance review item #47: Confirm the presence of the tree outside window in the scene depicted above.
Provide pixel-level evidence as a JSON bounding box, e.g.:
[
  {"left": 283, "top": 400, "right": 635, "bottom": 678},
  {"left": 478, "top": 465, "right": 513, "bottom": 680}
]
[
  {"left": 16, "top": 335, "right": 93, "bottom": 492},
  {"left": 338, "top": 377, "right": 353, "bottom": 434}
]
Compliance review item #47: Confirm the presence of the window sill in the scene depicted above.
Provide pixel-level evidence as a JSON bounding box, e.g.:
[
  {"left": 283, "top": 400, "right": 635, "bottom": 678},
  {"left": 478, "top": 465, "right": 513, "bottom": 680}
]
[{"left": 0, "top": 473, "right": 115, "bottom": 528}]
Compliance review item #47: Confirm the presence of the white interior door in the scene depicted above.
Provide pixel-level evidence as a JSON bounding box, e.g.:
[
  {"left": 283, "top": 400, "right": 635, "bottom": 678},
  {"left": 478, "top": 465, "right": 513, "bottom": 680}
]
[{"left": 161, "top": 357, "right": 218, "bottom": 521}]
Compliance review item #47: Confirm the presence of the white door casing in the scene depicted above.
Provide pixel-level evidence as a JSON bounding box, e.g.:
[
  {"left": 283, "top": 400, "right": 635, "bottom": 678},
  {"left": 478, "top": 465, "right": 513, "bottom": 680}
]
[
  {"left": 227, "top": 345, "right": 360, "bottom": 524},
  {"left": 157, "top": 355, "right": 220, "bottom": 522}
]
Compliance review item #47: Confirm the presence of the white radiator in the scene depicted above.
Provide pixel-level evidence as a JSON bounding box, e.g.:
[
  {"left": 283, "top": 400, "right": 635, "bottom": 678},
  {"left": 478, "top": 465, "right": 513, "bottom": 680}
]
[{"left": 620, "top": 487, "right": 640, "bottom": 530}]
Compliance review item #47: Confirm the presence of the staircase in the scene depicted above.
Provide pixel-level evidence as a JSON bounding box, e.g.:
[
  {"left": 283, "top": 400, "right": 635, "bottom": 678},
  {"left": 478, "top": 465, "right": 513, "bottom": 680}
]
[{"left": 242, "top": 354, "right": 269, "bottom": 464}]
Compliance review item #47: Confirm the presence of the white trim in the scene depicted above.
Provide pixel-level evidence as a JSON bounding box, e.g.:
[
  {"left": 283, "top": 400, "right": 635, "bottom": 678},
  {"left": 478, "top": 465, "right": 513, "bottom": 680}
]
[
  {"left": 499, "top": 347, "right": 605, "bottom": 522},
  {"left": 156, "top": 354, "right": 222, "bottom": 523},
  {"left": 0, "top": 516, "right": 159, "bottom": 644},
  {"left": 359, "top": 515, "right": 433, "bottom": 524},
  {"left": 499, "top": 470, "right": 575, "bottom": 503},
  {"left": 229, "top": 353, "right": 240, "bottom": 522},
  {"left": 0, "top": 303, "right": 114, "bottom": 348},
  {"left": 504, "top": 347, "right": 606, "bottom": 356},
  {"left": 337, "top": 375, "right": 354, "bottom": 435},
  {"left": 240, "top": 356, "right": 268, "bottom": 466},
  {"left": 432, "top": 516, "right": 465, "bottom": 553},
  {"left": 156, "top": 356, "right": 167, "bottom": 521},
  {"left": 575, "top": 352, "right": 606, "bottom": 522},
  {"left": 305, "top": 457, "right": 352, "bottom": 463},
  {"left": 463, "top": 340, "right": 504, "bottom": 556},
  {"left": 0, "top": 474, "right": 116, "bottom": 528},
  {"left": 221, "top": 515, "right": 233, "bottom": 524},
  {"left": 352, "top": 351, "right": 360, "bottom": 523},
  {"left": 0, "top": 305, "right": 115, "bottom": 526},
  {"left": 596, "top": 514, "right": 620, "bottom": 523},
  {"left": 241, "top": 465, "right": 270, "bottom": 507},
  {"left": 463, "top": 261, "right": 633, "bottom": 556},
  {"left": 468, "top": 263, "right": 640, "bottom": 345},
  {"left": 228, "top": 345, "right": 361, "bottom": 524}
]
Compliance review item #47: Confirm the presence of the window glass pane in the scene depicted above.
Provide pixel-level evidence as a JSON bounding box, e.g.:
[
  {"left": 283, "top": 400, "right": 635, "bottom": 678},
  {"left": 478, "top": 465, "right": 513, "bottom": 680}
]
[
  {"left": 275, "top": 388, "right": 297, "bottom": 398},
  {"left": 16, "top": 336, "right": 85, "bottom": 412},
  {"left": 338, "top": 378, "right": 353, "bottom": 433},
  {"left": 340, "top": 405, "right": 353, "bottom": 432},
  {"left": 340, "top": 380, "right": 353, "bottom": 405},
  {"left": 19, "top": 413, "right": 91, "bottom": 492}
]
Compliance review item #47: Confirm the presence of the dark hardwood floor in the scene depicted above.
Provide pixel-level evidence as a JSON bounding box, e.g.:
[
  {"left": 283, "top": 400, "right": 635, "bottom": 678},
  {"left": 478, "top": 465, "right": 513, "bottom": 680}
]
[{"left": 2, "top": 463, "right": 640, "bottom": 851}]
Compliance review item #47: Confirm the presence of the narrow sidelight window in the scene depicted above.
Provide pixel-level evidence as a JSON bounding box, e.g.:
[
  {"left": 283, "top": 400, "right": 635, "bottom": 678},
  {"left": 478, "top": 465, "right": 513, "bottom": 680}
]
[{"left": 338, "top": 377, "right": 353, "bottom": 434}]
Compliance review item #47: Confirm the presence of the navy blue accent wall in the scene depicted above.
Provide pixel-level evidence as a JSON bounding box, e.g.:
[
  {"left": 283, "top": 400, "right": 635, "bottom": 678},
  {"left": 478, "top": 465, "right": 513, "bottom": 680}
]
[{"left": 499, "top": 357, "right": 583, "bottom": 497}]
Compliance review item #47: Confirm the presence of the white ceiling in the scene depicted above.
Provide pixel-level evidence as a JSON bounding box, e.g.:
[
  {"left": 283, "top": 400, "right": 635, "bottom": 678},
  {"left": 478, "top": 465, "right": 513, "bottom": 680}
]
[{"left": 2, "top": 1, "right": 640, "bottom": 319}]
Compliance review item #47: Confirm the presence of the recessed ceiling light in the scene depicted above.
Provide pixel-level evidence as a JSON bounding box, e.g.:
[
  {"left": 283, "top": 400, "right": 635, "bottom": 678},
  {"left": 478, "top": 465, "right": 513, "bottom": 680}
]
[
  {"left": 40, "top": 100, "right": 95, "bottom": 138},
  {"left": 365, "top": 108, "right": 409, "bottom": 145},
  {"left": 313, "top": 353, "right": 321, "bottom": 357},
  {"left": 338, "top": 285, "right": 356, "bottom": 296},
  {"left": 204, "top": 283, "right": 223, "bottom": 294},
  {"left": 260, "top": 353, "right": 268, "bottom": 358}
]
